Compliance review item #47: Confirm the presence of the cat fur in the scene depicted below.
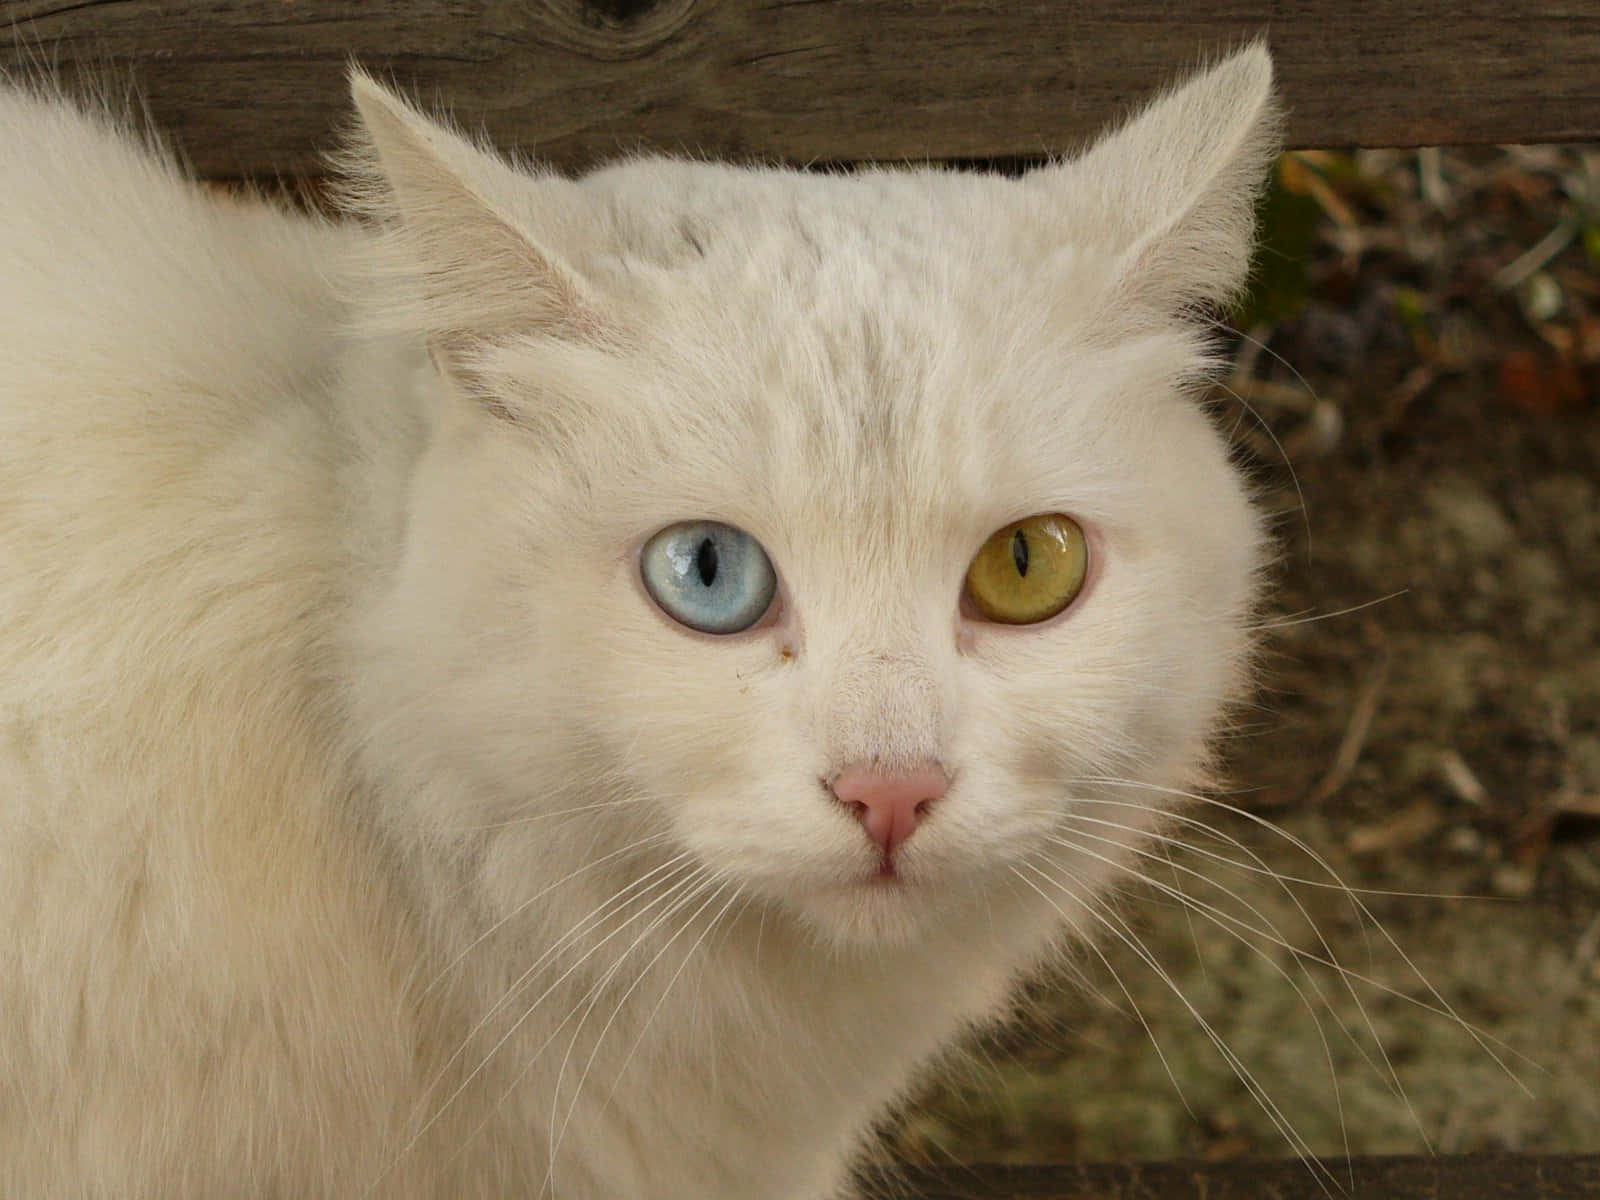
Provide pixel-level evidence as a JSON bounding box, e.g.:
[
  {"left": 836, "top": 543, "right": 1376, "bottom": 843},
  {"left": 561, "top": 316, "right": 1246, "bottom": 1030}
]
[{"left": 0, "top": 46, "right": 1278, "bottom": 1198}]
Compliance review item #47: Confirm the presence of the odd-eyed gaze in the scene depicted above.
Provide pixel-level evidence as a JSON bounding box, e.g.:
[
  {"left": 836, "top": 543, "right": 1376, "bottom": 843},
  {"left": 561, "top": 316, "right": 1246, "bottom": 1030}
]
[{"left": 0, "top": 43, "right": 1297, "bottom": 1200}]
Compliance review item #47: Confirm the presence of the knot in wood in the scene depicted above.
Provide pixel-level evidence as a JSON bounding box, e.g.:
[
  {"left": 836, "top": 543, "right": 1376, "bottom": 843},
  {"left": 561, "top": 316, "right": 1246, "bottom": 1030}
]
[
  {"left": 536, "top": 0, "right": 697, "bottom": 60},
  {"left": 581, "top": 0, "right": 660, "bottom": 23}
]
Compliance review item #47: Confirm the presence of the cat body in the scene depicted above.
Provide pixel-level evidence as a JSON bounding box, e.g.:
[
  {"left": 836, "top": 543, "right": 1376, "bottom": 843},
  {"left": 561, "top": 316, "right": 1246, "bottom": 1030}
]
[{"left": 0, "top": 49, "right": 1277, "bottom": 1198}]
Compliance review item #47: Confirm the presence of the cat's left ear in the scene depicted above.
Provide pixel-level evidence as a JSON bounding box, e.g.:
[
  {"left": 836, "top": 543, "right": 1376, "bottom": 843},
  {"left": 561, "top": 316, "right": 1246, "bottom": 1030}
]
[
  {"left": 342, "top": 69, "right": 603, "bottom": 356},
  {"left": 1031, "top": 42, "right": 1281, "bottom": 313}
]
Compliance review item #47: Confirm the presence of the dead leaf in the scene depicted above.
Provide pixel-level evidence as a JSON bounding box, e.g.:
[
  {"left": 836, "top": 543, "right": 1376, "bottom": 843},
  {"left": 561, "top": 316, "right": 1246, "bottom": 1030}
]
[
  {"left": 1556, "top": 794, "right": 1600, "bottom": 820},
  {"left": 1347, "top": 799, "right": 1444, "bottom": 855},
  {"left": 1497, "top": 350, "right": 1586, "bottom": 415}
]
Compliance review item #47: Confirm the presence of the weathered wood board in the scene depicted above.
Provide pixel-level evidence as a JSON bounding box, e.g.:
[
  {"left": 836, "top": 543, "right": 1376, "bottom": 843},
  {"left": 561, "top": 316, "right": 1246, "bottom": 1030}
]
[
  {"left": 889, "top": 1153, "right": 1600, "bottom": 1199},
  {"left": 3, "top": 1, "right": 1599, "bottom": 178}
]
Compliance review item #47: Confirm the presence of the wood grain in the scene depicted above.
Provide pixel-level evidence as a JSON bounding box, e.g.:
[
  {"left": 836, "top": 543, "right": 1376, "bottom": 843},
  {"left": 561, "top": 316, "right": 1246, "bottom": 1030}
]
[
  {"left": 3, "top": 1, "right": 1598, "bottom": 177},
  {"left": 884, "top": 1153, "right": 1600, "bottom": 1199}
]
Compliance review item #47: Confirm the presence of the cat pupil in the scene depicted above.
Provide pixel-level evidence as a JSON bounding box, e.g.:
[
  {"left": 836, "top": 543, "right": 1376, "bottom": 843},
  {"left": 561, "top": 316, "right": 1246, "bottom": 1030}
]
[
  {"left": 1011, "top": 529, "right": 1029, "bottom": 577},
  {"left": 695, "top": 538, "right": 719, "bottom": 587}
]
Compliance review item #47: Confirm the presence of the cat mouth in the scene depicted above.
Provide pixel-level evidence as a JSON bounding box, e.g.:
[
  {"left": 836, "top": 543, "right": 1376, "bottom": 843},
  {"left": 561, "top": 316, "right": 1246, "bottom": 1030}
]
[{"left": 861, "top": 848, "right": 917, "bottom": 886}]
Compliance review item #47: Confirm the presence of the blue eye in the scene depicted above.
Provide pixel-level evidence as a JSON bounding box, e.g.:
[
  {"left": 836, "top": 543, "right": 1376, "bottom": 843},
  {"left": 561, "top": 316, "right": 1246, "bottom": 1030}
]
[{"left": 640, "top": 521, "right": 778, "bottom": 635}]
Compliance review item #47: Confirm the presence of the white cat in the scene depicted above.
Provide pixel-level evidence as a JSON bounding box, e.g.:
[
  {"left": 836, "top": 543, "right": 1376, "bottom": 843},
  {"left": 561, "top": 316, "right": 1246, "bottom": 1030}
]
[{"left": 0, "top": 43, "right": 1278, "bottom": 1199}]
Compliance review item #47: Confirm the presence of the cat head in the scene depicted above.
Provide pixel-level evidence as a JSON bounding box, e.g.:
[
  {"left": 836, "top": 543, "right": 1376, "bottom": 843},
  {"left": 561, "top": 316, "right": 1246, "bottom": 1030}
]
[{"left": 342, "top": 47, "right": 1279, "bottom": 949}]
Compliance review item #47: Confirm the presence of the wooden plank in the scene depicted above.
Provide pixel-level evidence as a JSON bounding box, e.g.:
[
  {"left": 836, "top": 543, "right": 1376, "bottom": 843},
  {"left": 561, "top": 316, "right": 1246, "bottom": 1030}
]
[
  {"left": 3, "top": 1, "right": 1598, "bottom": 178},
  {"left": 883, "top": 1154, "right": 1600, "bottom": 1199}
]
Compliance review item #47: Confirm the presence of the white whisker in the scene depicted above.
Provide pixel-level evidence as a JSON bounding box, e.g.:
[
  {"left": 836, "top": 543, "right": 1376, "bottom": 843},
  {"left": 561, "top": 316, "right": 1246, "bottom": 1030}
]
[
  {"left": 372, "top": 856, "right": 704, "bottom": 1194},
  {"left": 547, "top": 882, "right": 746, "bottom": 1194},
  {"left": 1040, "top": 797, "right": 1495, "bottom": 900},
  {"left": 1009, "top": 857, "right": 1201, "bottom": 1125},
  {"left": 1072, "top": 777, "right": 1538, "bottom": 1086},
  {"left": 1016, "top": 860, "right": 1344, "bottom": 1195},
  {"left": 1041, "top": 827, "right": 1369, "bottom": 1157},
  {"left": 1209, "top": 366, "right": 1312, "bottom": 550},
  {"left": 1251, "top": 590, "right": 1408, "bottom": 631},
  {"left": 415, "top": 832, "right": 680, "bottom": 1004},
  {"left": 459, "top": 795, "right": 650, "bottom": 832},
  {"left": 1157, "top": 836, "right": 1208, "bottom": 982},
  {"left": 429, "top": 865, "right": 722, "bottom": 1196},
  {"left": 539, "top": 871, "right": 734, "bottom": 1196},
  {"left": 1051, "top": 811, "right": 1420, "bottom": 1118}
]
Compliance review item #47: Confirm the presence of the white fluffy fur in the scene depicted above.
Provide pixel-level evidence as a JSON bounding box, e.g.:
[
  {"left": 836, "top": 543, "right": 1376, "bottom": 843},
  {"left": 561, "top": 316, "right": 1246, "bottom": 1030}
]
[{"left": 0, "top": 46, "right": 1278, "bottom": 1198}]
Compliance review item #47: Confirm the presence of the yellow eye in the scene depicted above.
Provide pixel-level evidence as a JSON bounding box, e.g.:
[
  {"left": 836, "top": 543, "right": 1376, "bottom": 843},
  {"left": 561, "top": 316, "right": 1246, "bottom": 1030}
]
[{"left": 965, "top": 514, "right": 1088, "bottom": 625}]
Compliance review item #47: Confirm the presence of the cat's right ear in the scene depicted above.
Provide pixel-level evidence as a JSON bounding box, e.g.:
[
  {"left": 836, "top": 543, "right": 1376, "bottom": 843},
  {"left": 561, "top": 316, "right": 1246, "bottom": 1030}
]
[
  {"left": 340, "top": 69, "right": 604, "bottom": 366},
  {"left": 1029, "top": 42, "right": 1281, "bottom": 316}
]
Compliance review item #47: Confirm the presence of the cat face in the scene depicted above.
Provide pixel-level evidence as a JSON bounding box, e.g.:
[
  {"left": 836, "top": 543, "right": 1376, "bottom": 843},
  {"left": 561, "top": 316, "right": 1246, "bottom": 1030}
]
[{"left": 346, "top": 49, "right": 1277, "bottom": 948}]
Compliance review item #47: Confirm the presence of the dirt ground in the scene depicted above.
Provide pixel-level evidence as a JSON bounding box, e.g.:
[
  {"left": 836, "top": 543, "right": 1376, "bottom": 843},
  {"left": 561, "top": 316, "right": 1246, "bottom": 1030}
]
[{"left": 888, "top": 146, "right": 1600, "bottom": 1168}]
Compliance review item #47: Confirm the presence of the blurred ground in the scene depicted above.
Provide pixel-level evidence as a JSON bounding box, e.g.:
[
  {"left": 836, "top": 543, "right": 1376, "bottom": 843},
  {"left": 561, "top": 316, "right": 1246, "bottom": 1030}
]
[{"left": 888, "top": 146, "right": 1600, "bottom": 1168}]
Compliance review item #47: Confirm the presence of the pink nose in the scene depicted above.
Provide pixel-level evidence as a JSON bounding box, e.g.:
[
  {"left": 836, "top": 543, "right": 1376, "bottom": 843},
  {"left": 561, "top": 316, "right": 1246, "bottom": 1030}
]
[{"left": 830, "top": 763, "right": 948, "bottom": 857}]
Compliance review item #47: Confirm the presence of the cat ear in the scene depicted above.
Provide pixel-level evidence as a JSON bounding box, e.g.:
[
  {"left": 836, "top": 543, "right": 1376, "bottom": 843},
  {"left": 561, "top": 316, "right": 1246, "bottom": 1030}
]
[
  {"left": 1032, "top": 42, "right": 1281, "bottom": 313},
  {"left": 343, "top": 69, "right": 602, "bottom": 355}
]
